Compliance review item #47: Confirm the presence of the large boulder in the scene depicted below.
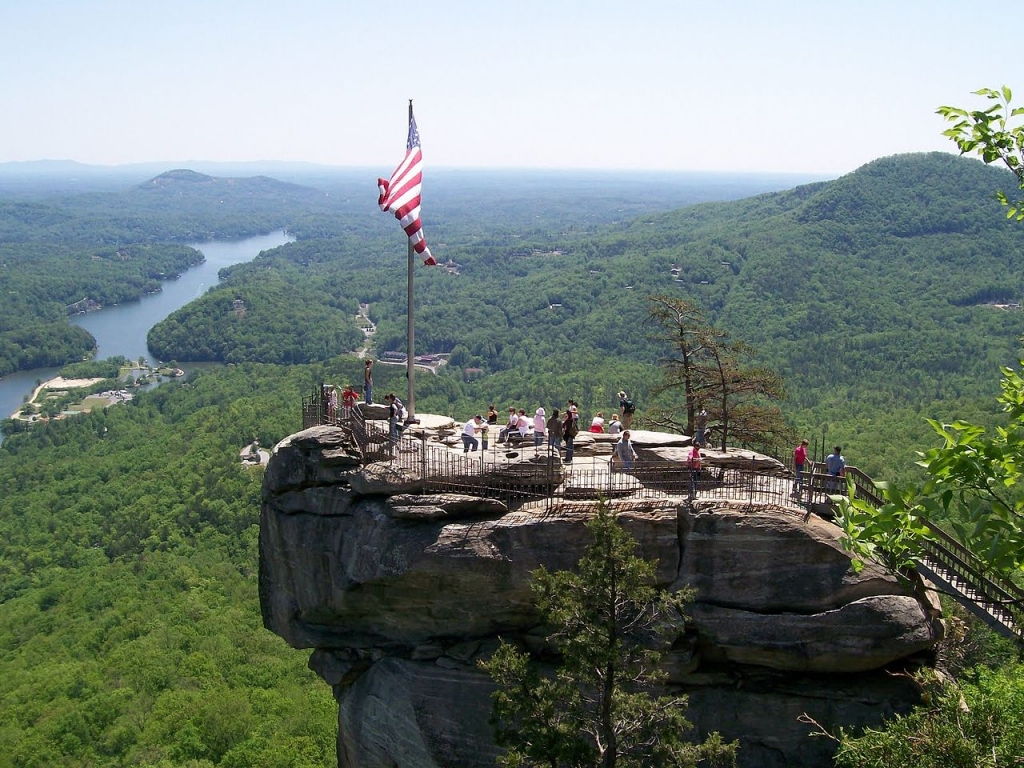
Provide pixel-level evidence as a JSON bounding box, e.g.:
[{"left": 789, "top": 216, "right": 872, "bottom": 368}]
[
  {"left": 260, "top": 425, "right": 943, "bottom": 768},
  {"left": 676, "top": 501, "right": 911, "bottom": 612},
  {"left": 643, "top": 446, "right": 787, "bottom": 473}
]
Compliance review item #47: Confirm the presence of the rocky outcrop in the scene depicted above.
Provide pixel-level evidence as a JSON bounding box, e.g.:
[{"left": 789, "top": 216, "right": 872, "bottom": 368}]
[{"left": 260, "top": 425, "right": 943, "bottom": 768}]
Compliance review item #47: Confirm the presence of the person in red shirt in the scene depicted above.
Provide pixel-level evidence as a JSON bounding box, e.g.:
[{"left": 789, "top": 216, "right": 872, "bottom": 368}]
[
  {"left": 792, "top": 439, "right": 809, "bottom": 494},
  {"left": 341, "top": 385, "right": 357, "bottom": 421}
]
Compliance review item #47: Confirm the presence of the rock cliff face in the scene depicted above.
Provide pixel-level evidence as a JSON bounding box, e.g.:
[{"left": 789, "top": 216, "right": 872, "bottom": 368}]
[{"left": 260, "top": 425, "right": 943, "bottom": 768}]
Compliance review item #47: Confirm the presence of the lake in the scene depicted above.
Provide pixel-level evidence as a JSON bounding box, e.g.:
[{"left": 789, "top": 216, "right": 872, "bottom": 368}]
[{"left": 0, "top": 229, "right": 294, "bottom": 442}]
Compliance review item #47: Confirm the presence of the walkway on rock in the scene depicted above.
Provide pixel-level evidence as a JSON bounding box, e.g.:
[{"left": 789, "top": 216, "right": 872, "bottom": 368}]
[{"left": 302, "top": 395, "right": 1023, "bottom": 641}]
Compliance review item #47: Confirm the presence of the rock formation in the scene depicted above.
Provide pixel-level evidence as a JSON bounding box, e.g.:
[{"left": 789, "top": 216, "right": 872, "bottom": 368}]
[{"left": 260, "top": 424, "right": 943, "bottom": 768}]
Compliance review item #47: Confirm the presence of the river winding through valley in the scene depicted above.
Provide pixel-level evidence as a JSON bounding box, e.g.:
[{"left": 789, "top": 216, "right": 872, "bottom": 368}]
[{"left": 0, "top": 229, "right": 294, "bottom": 442}]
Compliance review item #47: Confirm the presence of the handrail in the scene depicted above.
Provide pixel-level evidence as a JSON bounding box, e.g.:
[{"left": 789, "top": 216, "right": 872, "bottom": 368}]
[
  {"left": 843, "top": 466, "right": 886, "bottom": 507},
  {"left": 919, "top": 522, "right": 1024, "bottom": 609},
  {"left": 831, "top": 471, "right": 1023, "bottom": 637}
]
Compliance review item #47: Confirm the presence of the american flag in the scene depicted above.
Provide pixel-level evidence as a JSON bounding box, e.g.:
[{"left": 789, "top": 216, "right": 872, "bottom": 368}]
[{"left": 378, "top": 109, "right": 436, "bottom": 266}]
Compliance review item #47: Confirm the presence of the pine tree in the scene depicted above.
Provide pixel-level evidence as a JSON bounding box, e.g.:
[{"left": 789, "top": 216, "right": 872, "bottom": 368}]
[{"left": 480, "top": 503, "right": 737, "bottom": 768}]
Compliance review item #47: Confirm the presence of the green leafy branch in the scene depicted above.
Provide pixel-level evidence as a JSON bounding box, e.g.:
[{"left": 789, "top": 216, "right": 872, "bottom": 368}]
[
  {"left": 837, "top": 362, "right": 1024, "bottom": 581},
  {"left": 938, "top": 86, "right": 1024, "bottom": 221},
  {"left": 834, "top": 479, "right": 931, "bottom": 577}
]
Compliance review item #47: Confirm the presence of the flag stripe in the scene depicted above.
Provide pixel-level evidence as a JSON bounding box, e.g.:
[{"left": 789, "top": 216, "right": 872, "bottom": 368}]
[{"left": 378, "top": 111, "right": 435, "bottom": 265}]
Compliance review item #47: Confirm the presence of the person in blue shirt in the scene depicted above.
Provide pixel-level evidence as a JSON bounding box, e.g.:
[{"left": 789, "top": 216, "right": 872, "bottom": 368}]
[
  {"left": 826, "top": 446, "right": 846, "bottom": 476},
  {"left": 826, "top": 446, "right": 846, "bottom": 492}
]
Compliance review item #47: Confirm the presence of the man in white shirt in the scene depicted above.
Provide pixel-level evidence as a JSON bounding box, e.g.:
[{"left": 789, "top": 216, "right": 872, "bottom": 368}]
[{"left": 463, "top": 416, "right": 483, "bottom": 453}]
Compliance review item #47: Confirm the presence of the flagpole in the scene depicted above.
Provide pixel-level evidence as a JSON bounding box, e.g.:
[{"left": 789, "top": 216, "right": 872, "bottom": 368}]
[
  {"left": 406, "top": 99, "right": 416, "bottom": 420},
  {"left": 407, "top": 236, "right": 415, "bottom": 418}
]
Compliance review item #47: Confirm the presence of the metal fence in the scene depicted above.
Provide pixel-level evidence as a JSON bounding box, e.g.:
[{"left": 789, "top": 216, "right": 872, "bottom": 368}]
[
  {"left": 916, "top": 521, "right": 1024, "bottom": 634},
  {"left": 310, "top": 399, "right": 840, "bottom": 511}
]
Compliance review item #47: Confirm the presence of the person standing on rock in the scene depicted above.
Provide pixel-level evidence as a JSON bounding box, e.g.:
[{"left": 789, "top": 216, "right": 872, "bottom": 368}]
[
  {"left": 547, "top": 408, "right": 563, "bottom": 451},
  {"left": 792, "top": 438, "right": 809, "bottom": 494},
  {"left": 462, "top": 415, "right": 482, "bottom": 453},
  {"left": 826, "top": 446, "right": 846, "bottom": 476},
  {"left": 618, "top": 391, "right": 636, "bottom": 430},
  {"left": 563, "top": 404, "right": 579, "bottom": 463},
  {"left": 614, "top": 430, "right": 638, "bottom": 471},
  {"left": 363, "top": 359, "right": 374, "bottom": 405},
  {"left": 687, "top": 442, "right": 702, "bottom": 497},
  {"left": 321, "top": 384, "right": 331, "bottom": 423},
  {"left": 386, "top": 394, "right": 401, "bottom": 440},
  {"left": 533, "top": 407, "right": 546, "bottom": 449},
  {"left": 826, "top": 446, "right": 846, "bottom": 493},
  {"left": 694, "top": 407, "right": 708, "bottom": 447},
  {"left": 329, "top": 386, "right": 339, "bottom": 422},
  {"left": 341, "top": 385, "right": 357, "bottom": 421}
]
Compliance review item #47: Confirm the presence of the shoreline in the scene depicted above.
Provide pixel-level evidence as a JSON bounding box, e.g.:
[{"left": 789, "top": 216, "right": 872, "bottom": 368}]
[
  {"left": 9, "top": 376, "right": 107, "bottom": 420},
  {"left": 7, "top": 366, "right": 183, "bottom": 421}
]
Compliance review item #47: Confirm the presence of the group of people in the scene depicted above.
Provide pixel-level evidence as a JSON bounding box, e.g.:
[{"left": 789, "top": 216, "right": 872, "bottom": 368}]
[
  {"left": 317, "top": 359, "right": 375, "bottom": 427},
  {"left": 459, "top": 391, "right": 640, "bottom": 467},
  {"left": 356, "top": 365, "right": 850, "bottom": 500},
  {"left": 792, "top": 440, "right": 846, "bottom": 494},
  {"left": 321, "top": 383, "right": 359, "bottom": 422}
]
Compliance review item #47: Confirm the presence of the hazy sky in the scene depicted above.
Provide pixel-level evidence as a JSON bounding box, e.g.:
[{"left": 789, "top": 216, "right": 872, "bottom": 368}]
[{"left": 0, "top": 0, "right": 1010, "bottom": 175}]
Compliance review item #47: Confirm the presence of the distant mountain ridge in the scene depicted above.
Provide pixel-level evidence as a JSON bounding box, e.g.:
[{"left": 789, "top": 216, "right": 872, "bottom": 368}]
[
  {"left": 0, "top": 168, "right": 332, "bottom": 246},
  {"left": 140, "top": 168, "right": 321, "bottom": 196},
  {"left": 145, "top": 169, "right": 216, "bottom": 184}
]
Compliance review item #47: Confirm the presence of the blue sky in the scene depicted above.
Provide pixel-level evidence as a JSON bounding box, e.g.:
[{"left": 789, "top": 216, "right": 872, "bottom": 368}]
[{"left": 0, "top": 0, "right": 1010, "bottom": 174}]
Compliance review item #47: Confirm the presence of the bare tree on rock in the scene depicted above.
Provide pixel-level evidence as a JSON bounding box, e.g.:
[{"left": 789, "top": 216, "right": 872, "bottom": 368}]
[{"left": 646, "top": 295, "right": 789, "bottom": 450}]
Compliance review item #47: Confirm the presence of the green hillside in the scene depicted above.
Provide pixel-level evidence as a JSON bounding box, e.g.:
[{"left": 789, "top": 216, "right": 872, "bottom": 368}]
[
  {"left": 0, "top": 364, "right": 340, "bottom": 766},
  {"left": 0, "top": 242, "right": 206, "bottom": 376},
  {"left": 616, "top": 153, "right": 1024, "bottom": 445}
]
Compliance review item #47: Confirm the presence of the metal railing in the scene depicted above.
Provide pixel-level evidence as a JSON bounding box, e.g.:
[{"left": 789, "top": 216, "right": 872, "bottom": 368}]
[
  {"left": 915, "top": 521, "right": 1024, "bottom": 637},
  {"left": 313, "top": 400, "right": 841, "bottom": 511}
]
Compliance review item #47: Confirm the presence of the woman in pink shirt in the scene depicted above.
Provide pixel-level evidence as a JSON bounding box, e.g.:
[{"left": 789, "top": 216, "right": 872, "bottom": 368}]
[
  {"left": 532, "top": 408, "right": 546, "bottom": 448},
  {"left": 793, "top": 439, "right": 808, "bottom": 493},
  {"left": 687, "top": 443, "right": 702, "bottom": 497}
]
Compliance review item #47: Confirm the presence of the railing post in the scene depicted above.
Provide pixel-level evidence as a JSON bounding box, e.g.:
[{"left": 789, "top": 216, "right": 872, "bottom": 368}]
[
  {"left": 421, "top": 431, "right": 427, "bottom": 488},
  {"left": 747, "top": 457, "right": 755, "bottom": 502}
]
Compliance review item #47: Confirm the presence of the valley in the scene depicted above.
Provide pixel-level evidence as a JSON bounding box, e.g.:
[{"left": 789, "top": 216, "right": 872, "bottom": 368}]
[{"left": 1, "top": 156, "right": 1023, "bottom": 765}]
